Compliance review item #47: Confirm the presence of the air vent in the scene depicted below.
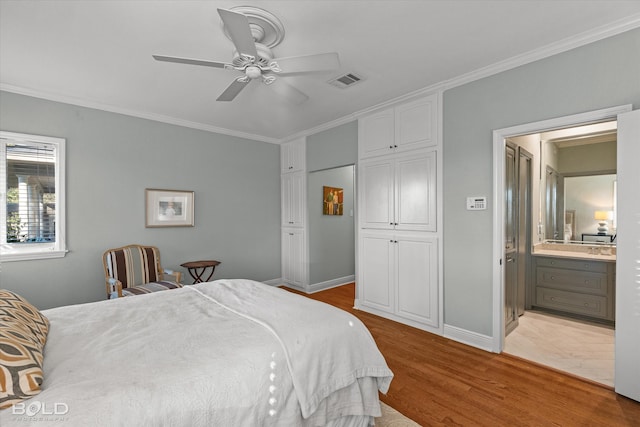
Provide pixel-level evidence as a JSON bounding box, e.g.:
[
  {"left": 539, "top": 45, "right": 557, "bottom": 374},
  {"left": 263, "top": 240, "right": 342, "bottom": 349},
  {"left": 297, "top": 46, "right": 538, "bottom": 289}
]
[{"left": 328, "top": 72, "right": 364, "bottom": 89}]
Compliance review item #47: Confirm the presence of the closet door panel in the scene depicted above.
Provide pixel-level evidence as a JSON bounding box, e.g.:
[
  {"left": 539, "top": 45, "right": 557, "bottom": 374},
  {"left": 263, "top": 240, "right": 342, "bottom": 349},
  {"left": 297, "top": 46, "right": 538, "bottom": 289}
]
[
  {"left": 396, "top": 235, "right": 438, "bottom": 327},
  {"left": 395, "top": 151, "right": 437, "bottom": 231}
]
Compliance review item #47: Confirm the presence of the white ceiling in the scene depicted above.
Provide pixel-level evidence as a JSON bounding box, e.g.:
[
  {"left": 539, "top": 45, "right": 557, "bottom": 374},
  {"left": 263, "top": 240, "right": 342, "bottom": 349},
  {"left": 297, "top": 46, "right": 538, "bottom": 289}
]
[{"left": 1, "top": 1, "right": 639, "bottom": 143}]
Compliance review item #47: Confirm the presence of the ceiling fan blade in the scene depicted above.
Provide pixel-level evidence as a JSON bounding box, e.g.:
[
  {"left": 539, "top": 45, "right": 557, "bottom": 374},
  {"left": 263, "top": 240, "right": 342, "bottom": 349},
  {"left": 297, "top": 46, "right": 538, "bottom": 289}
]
[
  {"left": 217, "top": 78, "right": 250, "bottom": 102},
  {"left": 273, "top": 52, "right": 340, "bottom": 75},
  {"left": 153, "top": 55, "right": 229, "bottom": 69},
  {"left": 267, "top": 79, "right": 309, "bottom": 105},
  {"left": 217, "top": 8, "right": 258, "bottom": 58}
]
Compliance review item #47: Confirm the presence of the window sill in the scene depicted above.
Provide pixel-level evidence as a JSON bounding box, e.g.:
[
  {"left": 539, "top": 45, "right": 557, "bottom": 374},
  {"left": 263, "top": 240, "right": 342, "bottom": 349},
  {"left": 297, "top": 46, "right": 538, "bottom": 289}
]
[{"left": 0, "top": 250, "right": 68, "bottom": 262}]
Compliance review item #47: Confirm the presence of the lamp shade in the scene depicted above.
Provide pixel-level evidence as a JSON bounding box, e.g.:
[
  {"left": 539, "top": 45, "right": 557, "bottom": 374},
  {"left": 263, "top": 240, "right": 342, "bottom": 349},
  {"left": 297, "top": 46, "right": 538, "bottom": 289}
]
[{"left": 594, "top": 211, "right": 611, "bottom": 220}]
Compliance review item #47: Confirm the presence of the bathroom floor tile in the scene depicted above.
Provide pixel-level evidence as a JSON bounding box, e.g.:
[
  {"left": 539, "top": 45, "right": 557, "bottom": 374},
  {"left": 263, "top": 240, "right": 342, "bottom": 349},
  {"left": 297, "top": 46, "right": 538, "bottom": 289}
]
[{"left": 503, "top": 310, "right": 614, "bottom": 387}]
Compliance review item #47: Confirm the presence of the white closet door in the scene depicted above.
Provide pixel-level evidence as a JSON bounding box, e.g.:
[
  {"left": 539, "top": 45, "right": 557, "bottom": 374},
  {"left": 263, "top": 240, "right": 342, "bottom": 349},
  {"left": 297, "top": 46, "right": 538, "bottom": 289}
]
[
  {"left": 359, "top": 231, "right": 394, "bottom": 312},
  {"left": 615, "top": 109, "right": 640, "bottom": 402},
  {"left": 395, "top": 150, "right": 437, "bottom": 231},
  {"left": 360, "top": 158, "right": 394, "bottom": 229},
  {"left": 396, "top": 235, "right": 438, "bottom": 327}
]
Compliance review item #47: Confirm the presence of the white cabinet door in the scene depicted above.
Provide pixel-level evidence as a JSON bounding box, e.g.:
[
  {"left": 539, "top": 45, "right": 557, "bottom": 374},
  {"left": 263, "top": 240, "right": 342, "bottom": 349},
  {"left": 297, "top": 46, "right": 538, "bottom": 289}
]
[
  {"left": 395, "top": 150, "right": 437, "bottom": 231},
  {"left": 281, "top": 138, "right": 305, "bottom": 173},
  {"left": 396, "top": 235, "right": 438, "bottom": 327},
  {"left": 395, "top": 94, "right": 438, "bottom": 152},
  {"left": 282, "top": 228, "right": 305, "bottom": 286},
  {"left": 359, "top": 157, "right": 394, "bottom": 229},
  {"left": 360, "top": 150, "right": 436, "bottom": 232},
  {"left": 359, "top": 231, "right": 394, "bottom": 313},
  {"left": 281, "top": 172, "right": 305, "bottom": 227},
  {"left": 358, "top": 108, "right": 395, "bottom": 159},
  {"left": 359, "top": 94, "right": 438, "bottom": 159}
]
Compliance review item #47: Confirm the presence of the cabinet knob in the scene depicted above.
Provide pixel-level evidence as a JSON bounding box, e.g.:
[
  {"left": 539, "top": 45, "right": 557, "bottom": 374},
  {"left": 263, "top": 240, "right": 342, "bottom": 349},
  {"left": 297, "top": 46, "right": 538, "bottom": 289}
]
[
  {"left": 551, "top": 276, "right": 555, "bottom": 280},
  {"left": 394, "top": 144, "right": 398, "bottom": 148},
  {"left": 389, "top": 145, "right": 394, "bottom": 149}
]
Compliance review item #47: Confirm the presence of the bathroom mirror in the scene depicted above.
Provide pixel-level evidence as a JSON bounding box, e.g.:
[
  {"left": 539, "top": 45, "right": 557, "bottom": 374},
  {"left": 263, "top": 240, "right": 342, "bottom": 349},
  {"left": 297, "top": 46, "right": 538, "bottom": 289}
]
[
  {"left": 541, "top": 122, "right": 617, "bottom": 243},
  {"left": 545, "top": 172, "right": 617, "bottom": 242}
]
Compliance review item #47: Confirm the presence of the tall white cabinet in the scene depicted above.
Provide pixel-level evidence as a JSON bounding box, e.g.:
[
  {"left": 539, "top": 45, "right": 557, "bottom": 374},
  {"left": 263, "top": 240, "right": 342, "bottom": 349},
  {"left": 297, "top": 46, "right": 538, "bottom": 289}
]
[
  {"left": 356, "top": 93, "right": 442, "bottom": 334},
  {"left": 281, "top": 138, "right": 307, "bottom": 288}
]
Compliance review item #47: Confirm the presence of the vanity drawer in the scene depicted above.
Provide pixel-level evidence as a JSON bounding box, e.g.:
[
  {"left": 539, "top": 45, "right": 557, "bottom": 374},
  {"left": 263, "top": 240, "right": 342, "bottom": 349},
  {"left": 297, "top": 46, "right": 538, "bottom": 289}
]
[
  {"left": 536, "top": 267, "right": 607, "bottom": 295},
  {"left": 536, "top": 287, "right": 608, "bottom": 319},
  {"left": 535, "top": 257, "right": 607, "bottom": 273}
]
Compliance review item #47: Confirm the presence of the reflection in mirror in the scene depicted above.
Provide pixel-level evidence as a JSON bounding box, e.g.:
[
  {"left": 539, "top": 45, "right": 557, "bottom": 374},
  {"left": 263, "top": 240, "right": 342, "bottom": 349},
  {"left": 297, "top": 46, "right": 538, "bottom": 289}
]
[
  {"left": 544, "top": 166, "right": 562, "bottom": 240},
  {"left": 564, "top": 174, "right": 616, "bottom": 242}
]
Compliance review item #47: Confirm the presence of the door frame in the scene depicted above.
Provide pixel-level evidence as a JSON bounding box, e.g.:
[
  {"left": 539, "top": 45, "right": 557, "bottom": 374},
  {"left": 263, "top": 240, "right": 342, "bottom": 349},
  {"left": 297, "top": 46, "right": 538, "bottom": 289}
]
[{"left": 491, "top": 104, "right": 632, "bottom": 353}]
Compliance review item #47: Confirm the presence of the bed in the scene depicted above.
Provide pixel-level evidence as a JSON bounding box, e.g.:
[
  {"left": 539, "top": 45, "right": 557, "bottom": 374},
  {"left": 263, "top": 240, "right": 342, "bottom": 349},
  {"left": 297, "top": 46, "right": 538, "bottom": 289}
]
[{"left": 0, "top": 279, "right": 393, "bottom": 426}]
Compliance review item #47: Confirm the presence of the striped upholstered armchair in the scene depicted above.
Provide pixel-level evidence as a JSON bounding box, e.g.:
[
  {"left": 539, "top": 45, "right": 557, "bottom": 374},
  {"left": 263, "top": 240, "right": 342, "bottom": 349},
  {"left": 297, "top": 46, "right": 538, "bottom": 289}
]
[{"left": 102, "top": 244, "right": 182, "bottom": 299}]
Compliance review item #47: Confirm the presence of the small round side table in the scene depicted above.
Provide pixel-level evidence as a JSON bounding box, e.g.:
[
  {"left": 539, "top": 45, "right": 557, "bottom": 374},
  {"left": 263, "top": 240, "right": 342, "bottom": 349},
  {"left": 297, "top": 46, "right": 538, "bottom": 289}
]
[{"left": 180, "top": 260, "right": 221, "bottom": 284}]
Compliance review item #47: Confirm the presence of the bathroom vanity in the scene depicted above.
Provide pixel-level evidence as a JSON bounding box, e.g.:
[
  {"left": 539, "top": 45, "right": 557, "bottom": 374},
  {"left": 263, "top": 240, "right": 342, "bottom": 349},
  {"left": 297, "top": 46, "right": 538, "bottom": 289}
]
[{"left": 532, "top": 243, "right": 615, "bottom": 322}]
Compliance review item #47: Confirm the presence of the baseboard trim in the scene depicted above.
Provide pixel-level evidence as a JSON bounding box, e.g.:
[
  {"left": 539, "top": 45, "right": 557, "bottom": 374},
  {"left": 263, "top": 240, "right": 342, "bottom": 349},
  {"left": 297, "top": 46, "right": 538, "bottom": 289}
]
[
  {"left": 307, "top": 275, "right": 355, "bottom": 293},
  {"left": 279, "top": 275, "right": 355, "bottom": 294},
  {"left": 443, "top": 324, "right": 494, "bottom": 353},
  {"left": 262, "top": 278, "right": 284, "bottom": 286}
]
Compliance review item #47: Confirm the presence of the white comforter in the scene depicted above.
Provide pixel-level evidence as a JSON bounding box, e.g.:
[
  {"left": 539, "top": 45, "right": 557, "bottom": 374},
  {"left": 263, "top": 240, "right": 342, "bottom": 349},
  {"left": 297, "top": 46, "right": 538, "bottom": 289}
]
[{"left": 0, "top": 279, "right": 393, "bottom": 426}]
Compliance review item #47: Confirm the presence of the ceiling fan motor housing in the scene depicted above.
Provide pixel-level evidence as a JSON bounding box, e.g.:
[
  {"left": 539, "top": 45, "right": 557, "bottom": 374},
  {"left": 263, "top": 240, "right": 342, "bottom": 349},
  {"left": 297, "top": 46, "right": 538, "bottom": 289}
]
[{"left": 231, "top": 42, "right": 273, "bottom": 69}]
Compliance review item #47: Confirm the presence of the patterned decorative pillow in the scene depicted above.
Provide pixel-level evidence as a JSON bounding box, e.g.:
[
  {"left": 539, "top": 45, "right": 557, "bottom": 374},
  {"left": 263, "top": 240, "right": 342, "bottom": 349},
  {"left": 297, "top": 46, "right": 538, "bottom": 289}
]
[{"left": 0, "top": 290, "right": 50, "bottom": 410}]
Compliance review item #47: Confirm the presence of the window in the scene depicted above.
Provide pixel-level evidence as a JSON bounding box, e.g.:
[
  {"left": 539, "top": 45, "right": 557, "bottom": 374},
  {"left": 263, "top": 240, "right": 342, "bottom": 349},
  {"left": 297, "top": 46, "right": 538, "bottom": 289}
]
[{"left": 1, "top": 131, "right": 66, "bottom": 261}]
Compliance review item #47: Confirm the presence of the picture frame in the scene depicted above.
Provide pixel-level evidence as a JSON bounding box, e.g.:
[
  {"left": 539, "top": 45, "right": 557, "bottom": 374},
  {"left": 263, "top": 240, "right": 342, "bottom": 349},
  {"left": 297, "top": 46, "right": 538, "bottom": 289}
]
[
  {"left": 323, "top": 186, "right": 344, "bottom": 215},
  {"left": 145, "top": 188, "right": 194, "bottom": 227}
]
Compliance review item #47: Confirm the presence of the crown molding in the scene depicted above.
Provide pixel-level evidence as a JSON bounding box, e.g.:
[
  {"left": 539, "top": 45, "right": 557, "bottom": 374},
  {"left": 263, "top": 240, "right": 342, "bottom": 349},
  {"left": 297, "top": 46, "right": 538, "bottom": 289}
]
[
  {"left": 0, "top": 84, "right": 279, "bottom": 144},
  {"left": 335, "top": 13, "right": 640, "bottom": 124},
  {"left": 441, "top": 12, "right": 640, "bottom": 90}
]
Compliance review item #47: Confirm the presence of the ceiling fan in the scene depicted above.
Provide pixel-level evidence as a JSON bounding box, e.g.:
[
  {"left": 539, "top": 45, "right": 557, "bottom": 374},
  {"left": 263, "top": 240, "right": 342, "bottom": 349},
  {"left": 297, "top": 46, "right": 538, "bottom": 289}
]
[{"left": 153, "top": 7, "right": 340, "bottom": 104}]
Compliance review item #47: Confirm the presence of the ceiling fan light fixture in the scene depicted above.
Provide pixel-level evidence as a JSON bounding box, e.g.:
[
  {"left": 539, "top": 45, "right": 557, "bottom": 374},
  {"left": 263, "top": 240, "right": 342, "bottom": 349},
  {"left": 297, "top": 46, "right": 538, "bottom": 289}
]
[
  {"left": 154, "top": 7, "right": 339, "bottom": 104},
  {"left": 245, "top": 66, "right": 262, "bottom": 80}
]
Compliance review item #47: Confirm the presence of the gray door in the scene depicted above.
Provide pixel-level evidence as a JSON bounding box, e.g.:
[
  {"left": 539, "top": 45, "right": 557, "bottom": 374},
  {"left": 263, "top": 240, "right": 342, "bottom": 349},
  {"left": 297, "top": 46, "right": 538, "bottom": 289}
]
[
  {"left": 517, "top": 148, "right": 532, "bottom": 315},
  {"left": 505, "top": 143, "right": 518, "bottom": 335}
]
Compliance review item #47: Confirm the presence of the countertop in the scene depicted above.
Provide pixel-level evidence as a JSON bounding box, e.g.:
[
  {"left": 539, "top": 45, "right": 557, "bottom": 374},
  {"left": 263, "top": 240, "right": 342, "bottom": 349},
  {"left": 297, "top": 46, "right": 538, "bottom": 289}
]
[{"left": 532, "top": 243, "right": 616, "bottom": 262}]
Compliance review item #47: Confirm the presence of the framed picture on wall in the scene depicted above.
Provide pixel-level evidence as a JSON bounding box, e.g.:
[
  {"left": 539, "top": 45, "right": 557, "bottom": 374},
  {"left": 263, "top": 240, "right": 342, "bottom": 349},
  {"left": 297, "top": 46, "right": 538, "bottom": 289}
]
[
  {"left": 145, "top": 188, "right": 194, "bottom": 227},
  {"left": 323, "top": 186, "right": 343, "bottom": 215}
]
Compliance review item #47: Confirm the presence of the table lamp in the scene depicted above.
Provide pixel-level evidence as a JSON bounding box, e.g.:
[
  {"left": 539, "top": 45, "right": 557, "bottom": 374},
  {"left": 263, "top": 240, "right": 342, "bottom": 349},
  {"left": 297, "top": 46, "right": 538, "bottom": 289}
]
[{"left": 594, "top": 211, "right": 611, "bottom": 235}]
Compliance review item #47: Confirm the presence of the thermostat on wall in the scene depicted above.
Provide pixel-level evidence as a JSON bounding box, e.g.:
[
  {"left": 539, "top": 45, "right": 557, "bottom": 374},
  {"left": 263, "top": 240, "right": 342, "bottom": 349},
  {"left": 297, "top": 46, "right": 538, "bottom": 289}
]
[{"left": 467, "top": 196, "right": 487, "bottom": 210}]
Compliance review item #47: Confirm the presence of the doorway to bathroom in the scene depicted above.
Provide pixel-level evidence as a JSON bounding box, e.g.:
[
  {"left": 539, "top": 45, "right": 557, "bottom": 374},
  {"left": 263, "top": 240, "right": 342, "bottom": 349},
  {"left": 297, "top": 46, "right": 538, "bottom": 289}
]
[{"left": 492, "top": 105, "right": 630, "bottom": 388}]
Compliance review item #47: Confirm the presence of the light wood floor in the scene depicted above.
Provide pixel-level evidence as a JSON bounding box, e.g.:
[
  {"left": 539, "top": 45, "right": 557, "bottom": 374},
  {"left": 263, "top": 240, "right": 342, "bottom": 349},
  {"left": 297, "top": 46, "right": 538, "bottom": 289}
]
[{"left": 286, "top": 283, "right": 640, "bottom": 427}]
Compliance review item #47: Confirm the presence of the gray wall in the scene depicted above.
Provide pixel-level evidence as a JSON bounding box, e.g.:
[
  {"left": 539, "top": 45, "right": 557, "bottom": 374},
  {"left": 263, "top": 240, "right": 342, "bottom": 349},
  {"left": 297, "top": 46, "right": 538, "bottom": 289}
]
[
  {"left": 443, "top": 28, "right": 640, "bottom": 335},
  {"left": 0, "top": 91, "right": 281, "bottom": 309},
  {"left": 558, "top": 141, "right": 617, "bottom": 175},
  {"left": 306, "top": 121, "right": 357, "bottom": 172},
  {"left": 305, "top": 121, "right": 358, "bottom": 286},
  {"left": 307, "top": 165, "right": 355, "bottom": 285}
]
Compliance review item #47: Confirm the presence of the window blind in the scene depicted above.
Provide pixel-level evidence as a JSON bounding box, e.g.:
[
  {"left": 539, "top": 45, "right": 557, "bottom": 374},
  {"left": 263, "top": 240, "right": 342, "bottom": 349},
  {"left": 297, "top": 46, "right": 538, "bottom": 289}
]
[{"left": 3, "top": 139, "right": 57, "bottom": 244}]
